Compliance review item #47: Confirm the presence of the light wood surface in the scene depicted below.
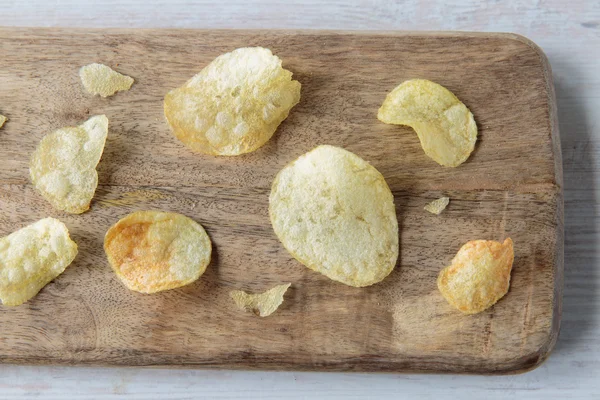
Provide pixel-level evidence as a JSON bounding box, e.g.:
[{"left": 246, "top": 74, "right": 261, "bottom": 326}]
[{"left": 0, "top": 28, "right": 562, "bottom": 373}]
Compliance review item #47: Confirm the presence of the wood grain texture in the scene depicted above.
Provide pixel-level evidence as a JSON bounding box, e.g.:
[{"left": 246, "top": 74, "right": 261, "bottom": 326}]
[{"left": 0, "top": 28, "right": 562, "bottom": 374}]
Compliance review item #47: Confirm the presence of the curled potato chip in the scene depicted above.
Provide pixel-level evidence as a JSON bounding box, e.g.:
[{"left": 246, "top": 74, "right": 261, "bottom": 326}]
[
  {"left": 164, "top": 47, "right": 301, "bottom": 155},
  {"left": 378, "top": 79, "right": 477, "bottom": 167},
  {"left": 0, "top": 115, "right": 6, "bottom": 128},
  {"left": 269, "top": 145, "right": 399, "bottom": 287},
  {"left": 79, "top": 63, "right": 134, "bottom": 97},
  {"left": 104, "top": 210, "right": 212, "bottom": 294},
  {"left": 0, "top": 217, "right": 78, "bottom": 306},
  {"left": 437, "top": 238, "right": 514, "bottom": 314},
  {"left": 30, "top": 115, "right": 108, "bottom": 214},
  {"left": 424, "top": 197, "right": 450, "bottom": 215},
  {"left": 230, "top": 283, "right": 291, "bottom": 317}
]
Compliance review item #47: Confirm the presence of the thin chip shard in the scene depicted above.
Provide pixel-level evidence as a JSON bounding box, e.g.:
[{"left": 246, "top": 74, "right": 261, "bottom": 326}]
[
  {"left": 80, "top": 63, "right": 134, "bottom": 97},
  {"left": 0, "top": 115, "right": 6, "bottom": 128},
  {"left": 378, "top": 79, "right": 477, "bottom": 167},
  {"left": 0, "top": 217, "right": 78, "bottom": 306},
  {"left": 437, "top": 238, "right": 514, "bottom": 314},
  {"left": 30, "top": 115, "right": 108, "bottom": 214},
  {"left": 230, "top": 283, "right": 291, "bottom": 317},
  {"left": 269, "top": 145, "right": 399, "bottom": 287},
  {"left": 164, "top": 47, "right": 301, "bottom": 155},
  {"left": 424, "top": 197, "right": 450, "bottom": 215},
  {"left": 104, "top": 211, "right": 212, "bottom": 294}
]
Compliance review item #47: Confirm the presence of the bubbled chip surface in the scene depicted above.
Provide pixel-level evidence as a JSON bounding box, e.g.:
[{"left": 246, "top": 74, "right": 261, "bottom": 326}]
[
  {"left": 164, "top": 47, "right": 301, "bottom": 156},
  {"left": 79, "top": 63, "right": 134, "bottom": 97},
  {"left": 378, "top": 79, "right": 477, "bottom": 167},
  {"left": 30, "top": 115, "right": 108, "bottom": 214},
  {"left": 230, "top": 283, "right": 291, "bottom": 317},
  {"left": 0, "top": 217, "right": 78, "bottom": 306},
  {"left": 437, "top": 238, "right": 514, "bottom": 314},
  {"left": 104, "top": 210, "right": 212, "bottom": 294},
  {"left": 269, "top": 145, "right": 399, "bottom": 287}
]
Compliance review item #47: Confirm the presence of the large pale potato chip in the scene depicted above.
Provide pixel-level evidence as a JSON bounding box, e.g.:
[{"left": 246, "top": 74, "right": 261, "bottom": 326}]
[
  {"left": 0, "top": 115, "right": 6, "bottom": 128},
  {"left": 0, "top": 217, "right": 78, "bottom": 306},
  {"left": 230, "top": 283, "right": 291, "bottom": 317},
  {"left": 104, "top": 210, "right": 212, "bottom": 294},
  {"left": 30, "top": 115, "right": 108, "bottom": 214},
  {"left": 437, "top": 238, "right": 514, "bottom": 314},
  {"left": 80, "top": 63, "right": 134, "bottom": 97},
  {"left": 424, "top": 197, "right": 450, "bottom": 215},
  {"left": 164, "top": 47, "right": 301, "bottom": 156},
  {"left": 378, "top": 79, "right": 477, "bottom": 167},
  {"left": 269, "top": 145, "right": 399, "bottom": 287}
]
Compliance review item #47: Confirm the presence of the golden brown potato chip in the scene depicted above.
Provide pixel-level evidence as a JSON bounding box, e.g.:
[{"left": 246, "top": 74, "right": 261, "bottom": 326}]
[
  {"left": 424, "top": 197, "right": 450, "bottom": 215},
  {"left": 437, "top": 238, "right": 514, "bottom": 314},
  {"left": 230, "top": 283, "right": 291, "bottom": 317},
  {"left": 269, "top": 145, "right": 399, "bottom": 287},
  {"left": 79, "top": 63, "right": 134, "bottom": 97},
  {"left": 164, "top": 47, "right": 301, "bottom": 156},
  {"left": 378, "top": 79, "right": 477, "bottom": 167},
  {"left": 0, "top": 217, "right": 78, "bottom": 306},
  {"left": 30, "top": 115, "right": 108, "bottom": 214},
  {"left": 104, "top": 210, "right": 211, "bottom": 294},
  {"left": 0, "top": 115, "right": 6, "bottom": 128}
]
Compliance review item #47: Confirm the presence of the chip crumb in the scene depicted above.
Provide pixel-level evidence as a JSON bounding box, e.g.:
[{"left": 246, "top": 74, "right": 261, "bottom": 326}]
[
  {"left": 378, "top": 79, "right": 477, "bottom": 167},
  {"left": 0, "top": 115, "right": 6, "bottom": 128},
  {"left": 30, "top": 115, "right": 108, "bottom": 214},
  {"left": 230, "top": 283, "right": 291, "bottom": 317},
  {"left": 79, "top": 63, "right": 134, "bottom": 97},
  {"left": 437, "top": 238, "right": 514, "bottom": 314},
  {"left": 424, "top": 197, "right": 450, "bottom": 215},
  {"left": 0, "top": 217, "right": 78, "bottom": 306}
]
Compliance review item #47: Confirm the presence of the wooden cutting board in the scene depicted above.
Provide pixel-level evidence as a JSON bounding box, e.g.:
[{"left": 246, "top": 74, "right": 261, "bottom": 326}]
[{"left": 0, "top": 28, "right": 563, "bottom": 374}]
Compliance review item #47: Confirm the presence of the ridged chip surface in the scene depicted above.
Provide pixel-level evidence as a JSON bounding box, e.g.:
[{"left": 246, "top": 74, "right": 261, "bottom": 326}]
[
  {"left": 164, "top": 47, "right": 301, "bottom": 155},
  {"left": 269, "top": 145, "right": 399, "bottom": 287},
  {"left": 104, "top": 210, "right": 212, "bottom": 294}
]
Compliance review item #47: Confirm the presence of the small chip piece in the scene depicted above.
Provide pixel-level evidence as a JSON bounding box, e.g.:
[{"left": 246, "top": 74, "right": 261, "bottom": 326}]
[
  {"left": 0, "top": 217, "right": 78, "bottom": 306},
  {"left": 378, "top": 79, "right": 477, "bottom": 167},
  {"left": 437, "top": 238, "right": 514, "bottom": 314},
  {"left": 104, "top": 211, "right": 212, "bottom": 294},
  {"left": 0, "top": 115, "right": 6, "bottom": 128},
  {"left": 230, "top": 283, "right": 291, "bottom": 317},
  {"left": 269, "top": 145, "right": 399, "bottom": 287},
  {"left": 30, "top": 115, "right": 108, "bottom": 214},
  {"left": 164, "top": 47, "right": 301, "bottom": 155},
  {"left": 424, "top": 197, "right": 450, "bottom": 215},
  {"left": 79, "top": 63, "right": 134, "bottom": 97}
]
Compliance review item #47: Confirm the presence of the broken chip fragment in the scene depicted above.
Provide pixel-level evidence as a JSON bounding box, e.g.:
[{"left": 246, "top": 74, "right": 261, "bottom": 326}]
[
  {"left": 269, "top": 145, "right": 399, "bottom": 287},
  {"left": 30, "top": 115, "right": 108, "bottom": 214},
  {"left": 0, "top": 217, "right": 78, "bottom": 306},
  {"left": 164, "top": 47, "right": 301, "bottom": 156},
  {"left": 230, "top": 283, "right": 291, "bottom": 317},
  {"left": 424, "top": 197, "right": 450, "bottom": 215},
  {"left": 0, "top": 115, "right": 6, "bottom": 128},
  {"left": 104, "top": 210, "right": 212, "bottom": 294},
  {"left": 437, "top": 238, "right": 514, "bottom": 314},
  {"left": 79, "top": 63, "right": 134, "bottom": 97},
  {"left": 378, "top": 79, "right": 477, "bottom": 167}
]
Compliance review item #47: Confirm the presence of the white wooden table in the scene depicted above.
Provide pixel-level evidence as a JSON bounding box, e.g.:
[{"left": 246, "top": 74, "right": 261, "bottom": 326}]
[{"left": 1, "top": 0, "right": 598, "bottom": 398}]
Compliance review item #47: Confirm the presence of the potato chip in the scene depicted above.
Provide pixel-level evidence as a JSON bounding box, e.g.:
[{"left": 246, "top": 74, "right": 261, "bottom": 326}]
[
  {"left": 269, "top": 145, "right": 399, "bottom": 287},
  {"left": 30, "top": 115, "right": 108, "bottom": 214},
  {"left": 437, "top": 238, "right": 514, "bottom": 314},
  {"left": 0, "top": 217, "right": 78, "bottom": 306},
  {"left": 230, "top": 283, "right": 291, "bottom": 317},
  {"left": 378, "top": 79, "right": 477, "bottom": 167},
  {"left": 164, "top": 47, "right": 301, "bottom": 156},
  {"left": 104, "top": 210, "right": 212, "bottom": 294},
  {"left": 424, "top": 197, "right": 450, "bottom": 215},
  {"left": 0, "top": 115, "right": 6, "bottom": 128},
  {"left": 79, "top": 63, "right": 134, "bottom": 97}
]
